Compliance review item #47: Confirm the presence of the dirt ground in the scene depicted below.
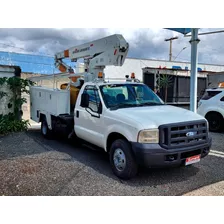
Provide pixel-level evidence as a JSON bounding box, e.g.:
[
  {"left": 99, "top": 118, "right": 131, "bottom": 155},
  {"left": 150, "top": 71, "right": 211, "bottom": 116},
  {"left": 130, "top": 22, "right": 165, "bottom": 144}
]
[{"left": 1, "top": 128, "right": 224, "bottom": 196}]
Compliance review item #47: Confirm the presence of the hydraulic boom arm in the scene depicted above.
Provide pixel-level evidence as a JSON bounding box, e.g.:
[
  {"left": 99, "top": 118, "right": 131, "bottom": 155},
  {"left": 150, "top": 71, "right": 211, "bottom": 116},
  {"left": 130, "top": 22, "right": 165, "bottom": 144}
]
[{"left": 55, "top": 34, "right": 129, "bottom": 81}]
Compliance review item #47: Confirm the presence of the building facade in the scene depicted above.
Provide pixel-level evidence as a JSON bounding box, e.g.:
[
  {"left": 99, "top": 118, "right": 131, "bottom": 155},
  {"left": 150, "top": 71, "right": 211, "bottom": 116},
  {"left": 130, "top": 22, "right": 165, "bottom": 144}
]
[
  {"left": 104, "top": 58, "right": 224, "bottom": 81},
  {"left": 1, "top": 51, "right": 224, "bottom": 81}
]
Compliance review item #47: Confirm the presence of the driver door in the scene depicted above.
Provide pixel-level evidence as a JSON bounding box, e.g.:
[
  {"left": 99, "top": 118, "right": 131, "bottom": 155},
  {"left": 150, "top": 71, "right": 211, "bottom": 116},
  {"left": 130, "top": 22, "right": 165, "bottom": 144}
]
[{"left": 75, "top": 85, "right": 105, "bottom": 148}]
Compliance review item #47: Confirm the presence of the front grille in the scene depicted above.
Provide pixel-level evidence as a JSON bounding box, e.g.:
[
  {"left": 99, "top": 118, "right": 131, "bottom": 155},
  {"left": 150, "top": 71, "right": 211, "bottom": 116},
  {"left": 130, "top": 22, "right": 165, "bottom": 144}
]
[{"left": 159, "top": 120, "right": 208, "bottom": 149}]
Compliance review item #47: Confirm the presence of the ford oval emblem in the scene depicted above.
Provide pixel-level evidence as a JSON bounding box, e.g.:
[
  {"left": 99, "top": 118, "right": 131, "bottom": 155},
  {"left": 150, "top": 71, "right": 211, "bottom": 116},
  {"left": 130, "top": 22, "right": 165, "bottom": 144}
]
[{"left": 186, "top": 132, "right": 196, "bottom": 137}]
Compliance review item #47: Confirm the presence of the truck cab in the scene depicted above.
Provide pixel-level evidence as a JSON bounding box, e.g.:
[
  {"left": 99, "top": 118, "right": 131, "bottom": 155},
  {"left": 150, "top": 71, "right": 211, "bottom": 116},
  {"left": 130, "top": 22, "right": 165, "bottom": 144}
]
[{"left": 71, "top": 81, "right": 211, "bottom": 179}]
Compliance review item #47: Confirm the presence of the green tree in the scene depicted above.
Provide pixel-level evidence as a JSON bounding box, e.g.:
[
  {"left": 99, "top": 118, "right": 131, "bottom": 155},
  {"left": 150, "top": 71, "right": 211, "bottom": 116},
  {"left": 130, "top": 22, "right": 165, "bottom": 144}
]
[{"left": 159, "top": 74, "right": 173, "bottom": 103}]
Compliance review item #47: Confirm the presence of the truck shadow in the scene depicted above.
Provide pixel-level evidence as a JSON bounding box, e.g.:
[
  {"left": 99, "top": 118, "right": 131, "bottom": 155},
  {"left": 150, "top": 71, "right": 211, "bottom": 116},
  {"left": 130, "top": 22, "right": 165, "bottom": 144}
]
[{"left": 26, "top": 129, "right": 203, "bottom": 191}]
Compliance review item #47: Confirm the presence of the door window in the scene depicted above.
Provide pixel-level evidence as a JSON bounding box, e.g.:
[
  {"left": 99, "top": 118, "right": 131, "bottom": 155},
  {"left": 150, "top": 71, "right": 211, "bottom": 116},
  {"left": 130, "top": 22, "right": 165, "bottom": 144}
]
[{"left": 83, "top": 86, "right": 101, "bottom": 113}]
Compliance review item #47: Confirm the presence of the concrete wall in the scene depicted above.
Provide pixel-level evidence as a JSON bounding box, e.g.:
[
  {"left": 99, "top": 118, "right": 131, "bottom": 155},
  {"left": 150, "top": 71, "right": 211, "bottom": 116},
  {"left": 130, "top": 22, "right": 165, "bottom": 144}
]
[
  {"left": 0, "top": 83, "right": 14, "bottom": 115},
  {"left": 0, "top": 65, "right": 20, "bottom": 115}
]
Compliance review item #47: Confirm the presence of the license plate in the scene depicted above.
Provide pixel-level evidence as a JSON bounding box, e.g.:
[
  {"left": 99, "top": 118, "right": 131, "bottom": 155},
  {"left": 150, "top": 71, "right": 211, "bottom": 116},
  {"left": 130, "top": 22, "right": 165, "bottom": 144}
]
[{"left": 185, "top": 155, "right": 201, "bottom": 166}]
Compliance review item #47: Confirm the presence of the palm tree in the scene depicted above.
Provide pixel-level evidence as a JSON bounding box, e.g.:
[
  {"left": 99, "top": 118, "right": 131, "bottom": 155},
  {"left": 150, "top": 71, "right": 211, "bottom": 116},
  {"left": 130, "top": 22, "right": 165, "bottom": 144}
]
[{"left": 159, "top": 74, "right": 173, "bottom": 103}]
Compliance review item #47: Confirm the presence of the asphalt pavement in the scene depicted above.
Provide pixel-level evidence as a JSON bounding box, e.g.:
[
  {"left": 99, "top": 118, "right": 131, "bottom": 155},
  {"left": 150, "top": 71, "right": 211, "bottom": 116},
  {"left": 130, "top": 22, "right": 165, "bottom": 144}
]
[{"left": 0, "top": 127, "right": 224, "bottom": 196}]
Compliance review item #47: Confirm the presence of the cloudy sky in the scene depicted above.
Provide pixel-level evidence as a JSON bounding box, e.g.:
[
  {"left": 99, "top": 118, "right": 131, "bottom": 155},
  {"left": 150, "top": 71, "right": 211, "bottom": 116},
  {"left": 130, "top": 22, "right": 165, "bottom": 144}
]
[{"left": 0, "top": 28, "right": 224, "bottom": 65}]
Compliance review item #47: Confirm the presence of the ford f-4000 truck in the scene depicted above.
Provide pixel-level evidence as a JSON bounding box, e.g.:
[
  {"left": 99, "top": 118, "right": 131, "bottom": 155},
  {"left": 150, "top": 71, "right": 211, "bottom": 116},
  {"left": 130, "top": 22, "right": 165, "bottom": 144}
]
[{"left": 29, "top": 34, "right": 211, "bottom": 179}]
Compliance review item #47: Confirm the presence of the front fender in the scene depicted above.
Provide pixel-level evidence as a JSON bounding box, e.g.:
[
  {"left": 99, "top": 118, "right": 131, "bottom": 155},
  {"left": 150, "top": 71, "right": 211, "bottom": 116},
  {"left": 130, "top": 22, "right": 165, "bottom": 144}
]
[
  {"left": 204, "top": 106, "right": 224, "bottom": 118},
  {"left": 103, "top": 123, "right": 139, "bottom": 151}
]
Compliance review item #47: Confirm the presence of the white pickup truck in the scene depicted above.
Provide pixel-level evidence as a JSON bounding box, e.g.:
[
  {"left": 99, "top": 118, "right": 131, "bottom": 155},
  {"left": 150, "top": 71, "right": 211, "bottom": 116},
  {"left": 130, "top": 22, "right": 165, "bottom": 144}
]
[{"left": 30, "top": 80, "right": 212, "bottom": 179}]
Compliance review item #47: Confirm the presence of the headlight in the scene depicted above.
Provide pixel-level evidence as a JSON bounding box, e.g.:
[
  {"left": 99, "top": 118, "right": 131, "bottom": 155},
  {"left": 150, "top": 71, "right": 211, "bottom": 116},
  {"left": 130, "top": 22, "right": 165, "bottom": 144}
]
[{"left": 138, "top": 129, "right": 159, "bottom": 143}]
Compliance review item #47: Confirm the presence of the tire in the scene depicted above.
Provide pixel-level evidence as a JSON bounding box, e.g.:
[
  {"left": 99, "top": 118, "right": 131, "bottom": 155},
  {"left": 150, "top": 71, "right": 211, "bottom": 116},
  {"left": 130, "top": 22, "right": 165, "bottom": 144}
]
[
  {"left": 41, "top": 117, "right": 52, "bottom": 139},
  {"left": 206, "top": 112, "right": 224, "bottom": 132},
  {"left": 109, "top": 139, "right": 138, "bottom": 180}
]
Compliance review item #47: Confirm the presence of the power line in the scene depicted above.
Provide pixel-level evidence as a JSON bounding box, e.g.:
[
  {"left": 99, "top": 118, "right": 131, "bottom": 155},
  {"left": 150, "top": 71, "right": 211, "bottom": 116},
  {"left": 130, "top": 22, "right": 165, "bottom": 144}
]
[
  {"left": 140, "top": 60, "right": 149, "bottom": 68},
  {"left": 0, "top": 51, "right": 74, "bottom": 66},
  {"left": 0, "top": 57, "right": 54, "bottom": 66},
  {"left": 0, "top": 50, "right": 54, "bottom": 59},
  {"left": 0, "top": 43, "right": 27, "bottom": 51},
  {"left": 0, "top": 58, "right": 84, "bottom": 71},
  {"left": 171, "top": 55, "right": 189, "bottom": 61},
  {"left": 0, "top": 42, "right": 54, "bottom": 56},
  {"left": 0, "top": 43, "right": 54, "bottom": 57}
]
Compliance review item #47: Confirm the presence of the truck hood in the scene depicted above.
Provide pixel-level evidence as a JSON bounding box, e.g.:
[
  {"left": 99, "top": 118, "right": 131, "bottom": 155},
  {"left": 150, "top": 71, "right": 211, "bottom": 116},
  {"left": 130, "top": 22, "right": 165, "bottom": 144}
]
[{"left": 113, "top": 105, "right": 205, "bottom": 129}]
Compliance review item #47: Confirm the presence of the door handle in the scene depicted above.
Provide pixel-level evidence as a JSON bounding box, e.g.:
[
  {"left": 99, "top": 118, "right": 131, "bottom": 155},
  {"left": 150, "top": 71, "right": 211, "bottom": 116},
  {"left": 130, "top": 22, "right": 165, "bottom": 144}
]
[{"left": 76, "top": 110, "right": 79, "bottom": 118}]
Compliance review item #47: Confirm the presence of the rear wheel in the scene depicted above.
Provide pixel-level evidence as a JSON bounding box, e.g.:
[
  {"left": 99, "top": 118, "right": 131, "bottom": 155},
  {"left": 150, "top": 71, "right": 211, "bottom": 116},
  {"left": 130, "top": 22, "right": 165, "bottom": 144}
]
[
  {"left": 41, "top": 117, "right": 52, "bottom": 139},
  {"left": 109, "top": 139, "right": 138, "bottom": 180},
  {"left": 206, "top": 112, "right": 224, "bottom": 132}
]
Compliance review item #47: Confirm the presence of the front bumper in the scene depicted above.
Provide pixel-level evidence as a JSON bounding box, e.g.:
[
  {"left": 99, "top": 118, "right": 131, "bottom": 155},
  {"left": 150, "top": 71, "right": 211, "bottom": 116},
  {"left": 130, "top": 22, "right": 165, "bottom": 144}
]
[{"left": 131, "top": 137, "right": 212, "bottom": 168}]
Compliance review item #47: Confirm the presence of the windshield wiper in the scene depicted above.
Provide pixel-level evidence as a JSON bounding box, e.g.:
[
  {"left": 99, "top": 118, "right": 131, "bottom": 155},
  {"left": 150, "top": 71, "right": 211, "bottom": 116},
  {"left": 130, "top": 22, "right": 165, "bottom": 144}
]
[
  {"left": 110, "top": 103, "right": 140, "bottom": 110},
  {"left": 109, "top": 102, "right": 164, "bottom": 110},
  {"left": 138, "top": 102, "right": 163, "bottom": 106}
]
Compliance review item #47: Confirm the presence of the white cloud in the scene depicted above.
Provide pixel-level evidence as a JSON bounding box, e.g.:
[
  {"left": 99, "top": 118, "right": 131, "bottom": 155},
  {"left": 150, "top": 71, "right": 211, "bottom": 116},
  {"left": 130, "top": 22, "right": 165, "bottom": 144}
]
[{"left": 0, "top": 28, "right": 224, "bottom": 65}]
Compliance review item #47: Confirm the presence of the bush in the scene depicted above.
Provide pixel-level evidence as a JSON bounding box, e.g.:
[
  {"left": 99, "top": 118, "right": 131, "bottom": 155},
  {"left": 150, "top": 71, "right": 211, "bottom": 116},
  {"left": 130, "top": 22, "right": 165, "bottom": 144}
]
[{"left": 0, "top": 114, "right": 30, "bottom": 135}]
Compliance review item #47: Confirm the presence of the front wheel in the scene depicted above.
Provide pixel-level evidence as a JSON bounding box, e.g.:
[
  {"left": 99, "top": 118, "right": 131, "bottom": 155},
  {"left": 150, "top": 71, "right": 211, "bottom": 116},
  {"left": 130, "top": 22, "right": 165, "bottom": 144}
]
[
  {"left": 206, "top": 112, "right": 224, "bottom": 132},
  {"left": 109, "top": 139, "right": 138, "bottom": 180}
]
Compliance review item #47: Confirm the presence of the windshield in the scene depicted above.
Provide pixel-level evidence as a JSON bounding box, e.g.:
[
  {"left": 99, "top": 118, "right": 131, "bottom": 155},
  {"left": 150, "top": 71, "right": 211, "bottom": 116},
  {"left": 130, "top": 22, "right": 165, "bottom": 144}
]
[
  {"left": 201, "top": 90, "right": 222, "bottom": 100},
  {"left": 100, "top": 83, "right": 164, "bottom": 110}
]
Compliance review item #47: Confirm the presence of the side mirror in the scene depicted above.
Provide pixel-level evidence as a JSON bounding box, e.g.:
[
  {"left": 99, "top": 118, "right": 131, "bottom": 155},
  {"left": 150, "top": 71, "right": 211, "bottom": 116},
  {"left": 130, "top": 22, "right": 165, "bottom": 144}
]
[{"left": 80, "top": 93, "right": 89, "bottom": 108}]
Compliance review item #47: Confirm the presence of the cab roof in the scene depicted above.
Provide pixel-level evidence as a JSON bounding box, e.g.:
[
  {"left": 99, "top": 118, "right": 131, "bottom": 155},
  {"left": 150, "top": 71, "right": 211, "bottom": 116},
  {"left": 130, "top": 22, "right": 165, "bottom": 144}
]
[{"left": 86, "top": 81, "right": 144, "bottom": 87}]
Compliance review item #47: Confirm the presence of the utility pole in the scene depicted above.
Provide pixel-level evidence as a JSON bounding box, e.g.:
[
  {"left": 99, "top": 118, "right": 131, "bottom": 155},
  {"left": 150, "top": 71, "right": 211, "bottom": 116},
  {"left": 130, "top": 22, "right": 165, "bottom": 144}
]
[
  {"left": 189, "top": 28, "right": 200, "bottom": 113},
  {"left": 165, "top": 36, "right": 178, "bottom": 61}
]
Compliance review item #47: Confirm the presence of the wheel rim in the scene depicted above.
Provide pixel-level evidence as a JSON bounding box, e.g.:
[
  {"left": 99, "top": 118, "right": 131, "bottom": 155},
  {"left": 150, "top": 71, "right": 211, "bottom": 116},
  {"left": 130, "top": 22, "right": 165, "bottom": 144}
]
[
  {"left": 113, "top": 148, "right": 126, "bottom": 171},
  {"left": 209, "top": 117, "right": 220, "bottom": 130},
  {"left": 42, "top": 121, "right": 47, "bottom": 135}
]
